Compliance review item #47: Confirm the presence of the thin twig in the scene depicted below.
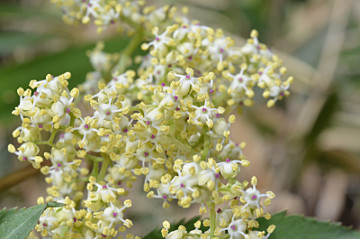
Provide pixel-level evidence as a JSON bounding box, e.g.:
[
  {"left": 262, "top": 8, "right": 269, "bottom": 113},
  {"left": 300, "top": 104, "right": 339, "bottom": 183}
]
[{"left": 0, "top": 166, "right": 39, "bottom": 192}]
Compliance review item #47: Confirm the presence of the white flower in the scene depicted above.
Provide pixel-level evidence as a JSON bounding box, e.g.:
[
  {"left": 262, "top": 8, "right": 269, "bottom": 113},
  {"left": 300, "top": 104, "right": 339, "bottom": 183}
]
[
  {"left": 166, "top": 230, "right": 184, "bottom": 239},
  {"left": 218, "top": 159, "right": 240, "bottom": 179},
  {"left": 223, "top": 218, "right": 247, "bottom": 239},
  {"left": 242, "top": 185, "right": 269, "bottom": 210},
  {"left": 15, "top": 142, "right": 39, "bottom": 161},
  {"left": 102, "top": 203, "right": 127, "bottom": 226}
]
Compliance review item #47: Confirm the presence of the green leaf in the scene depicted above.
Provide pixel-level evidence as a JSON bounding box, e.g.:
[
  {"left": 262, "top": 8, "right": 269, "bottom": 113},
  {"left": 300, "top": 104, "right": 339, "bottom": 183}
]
[
  {"left": 257, "top": 211, "right": 360, "bottom": 239},
  {"left": 143, "top": 216, "right": 203, "bottom": 239},
  {"left": 0, "top": 202, "right": 63, "bottom": 239}
]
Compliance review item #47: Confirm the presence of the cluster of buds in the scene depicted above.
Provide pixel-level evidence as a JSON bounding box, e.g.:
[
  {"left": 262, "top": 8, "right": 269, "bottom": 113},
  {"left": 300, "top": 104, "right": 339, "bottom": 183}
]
[{"left": 8, "top": 0, "right": 294, "bottom": 238}]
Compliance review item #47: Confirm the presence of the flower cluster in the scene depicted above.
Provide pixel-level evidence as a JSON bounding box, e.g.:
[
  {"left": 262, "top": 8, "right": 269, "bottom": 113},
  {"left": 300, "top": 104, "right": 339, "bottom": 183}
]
[
  {"left": 139, "top": 24, "right": 293, "bottom": 110},
  {"left": 52, "top": 0, "right": 179, "bottom": 33},
  {"left": 9, "top": 73, "right": 135, "bottom": 238},
  {"left": 8, "top": 1, "right": 294, "bottom": 238}
]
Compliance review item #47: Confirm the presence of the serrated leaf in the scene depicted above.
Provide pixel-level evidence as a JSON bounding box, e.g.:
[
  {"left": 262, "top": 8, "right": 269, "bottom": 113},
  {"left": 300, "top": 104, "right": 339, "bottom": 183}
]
[
  {"left": 257, "top": 211, "right": 360, "bottom": 239},
  {"left": 143, "top": 216, "right": 202, "bottom": 239},
  {"left": 0, "top": 202, "right": 63, "bottom": 239}
]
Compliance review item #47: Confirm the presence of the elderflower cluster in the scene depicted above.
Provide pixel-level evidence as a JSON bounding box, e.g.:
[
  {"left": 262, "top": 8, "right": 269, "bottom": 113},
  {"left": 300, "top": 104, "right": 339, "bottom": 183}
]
[
  {"left": 161, "top": 176, "right": 276, "bottom": 239},
  {"left": 52, "top": 0, "right": 180, "bottom": 33},
  {"left": 138, "top": 24, "right": 293, "bottom": 109},
  {"left": 9, "top": 73, "right": 135, "bottom": 238},
  {"left": 8, "top": 1, "right": 294, "bottom": 238}
]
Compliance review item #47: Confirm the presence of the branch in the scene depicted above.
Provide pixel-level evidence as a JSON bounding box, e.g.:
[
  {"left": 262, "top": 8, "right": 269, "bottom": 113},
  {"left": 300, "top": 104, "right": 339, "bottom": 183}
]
[{"left": 0, "top": 166, "right": 39, "bottom": 192}]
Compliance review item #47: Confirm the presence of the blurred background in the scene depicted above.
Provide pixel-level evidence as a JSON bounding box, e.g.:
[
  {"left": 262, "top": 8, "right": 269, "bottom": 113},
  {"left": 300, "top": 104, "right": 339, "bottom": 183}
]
[{"left": 0, "top": 0, "right": 359, "bottom": 236}]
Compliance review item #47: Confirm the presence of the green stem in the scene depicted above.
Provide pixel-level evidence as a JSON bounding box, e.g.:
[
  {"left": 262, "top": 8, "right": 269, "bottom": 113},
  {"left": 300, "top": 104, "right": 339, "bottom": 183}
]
[
  {"left": 120, "top": 15, "right": 140, "bottom": 32},
  {"left": 98, "top": 154, "right": 110, "bottom": 181},
  {"left": 88, "top": 154, "right": 102, "bottom": 179},
  {"left": 33, "top": 129, "right": 58, "bottom": 147},
  {"left": 87, "top": 154, "right": 104, "bottom": 162},
  {"left": 218, "top": 187, "right": 230, "bottom": 192},
  {"left": 207, "top": 201, "right": 216, "bottom": 237},
  {"left": 33, "top": 141, "right": 53, "bottom": 147},
  {"left": 90, "top": 161, "right": 99, "bottom": 178},
  {"left": 35, "top": 129, "right": 58, "bottom": 147},
  {"left": 48, "top": 129, "right": 57, "bottom": 144},
  {"left": 69, "top": 113, "right": 76, "bottom": 127},
  {"left": 116, "top": 27, "right": 145, "bottom": 74},
  {"left": 201, "top": 126, "right": 210, "bottom": 161}
]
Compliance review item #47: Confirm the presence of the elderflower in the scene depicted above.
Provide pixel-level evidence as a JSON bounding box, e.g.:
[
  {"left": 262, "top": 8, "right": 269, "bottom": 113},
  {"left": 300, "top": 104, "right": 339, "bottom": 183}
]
[{"left": 8, "top": 1, "right": 294, "bottom": 238}]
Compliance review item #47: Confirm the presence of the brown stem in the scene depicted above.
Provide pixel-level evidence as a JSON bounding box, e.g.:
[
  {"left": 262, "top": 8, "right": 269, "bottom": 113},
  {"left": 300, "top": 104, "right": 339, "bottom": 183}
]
[{"left": 0, "top": 166, "right": 39, "bottom": 192}]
